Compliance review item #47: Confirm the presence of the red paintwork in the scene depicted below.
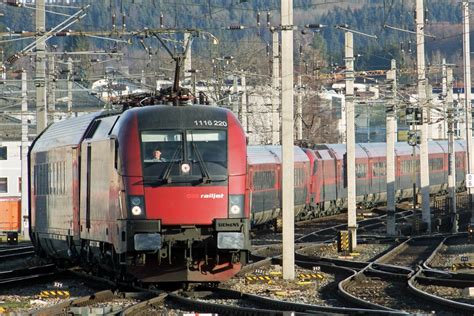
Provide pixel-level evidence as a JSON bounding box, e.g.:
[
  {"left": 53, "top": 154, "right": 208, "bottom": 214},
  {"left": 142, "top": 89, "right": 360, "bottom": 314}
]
[
  {"left": 227, "top": 112, "right": 247, "bottom": 180},
  {"left": 118, "top": 113, "right": 145, "bottom": 197},
  {"left": 303, "top": 149, "right": 318, "bottom": 204},
  {"left": 145, "top": 186, "right": 228, "bottom": 225}
]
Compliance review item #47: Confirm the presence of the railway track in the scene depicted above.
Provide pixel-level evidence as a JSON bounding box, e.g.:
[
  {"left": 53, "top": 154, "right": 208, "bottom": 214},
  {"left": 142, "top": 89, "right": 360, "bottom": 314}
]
[
  {"left": 0, "top": 264, "right": 57, "bottom": 286},
  {"left": 0, "top": 245, "right": 34, "bottom": 261},
  {"left": 339, "top": 234, "right": 474, "bottom": 314}
]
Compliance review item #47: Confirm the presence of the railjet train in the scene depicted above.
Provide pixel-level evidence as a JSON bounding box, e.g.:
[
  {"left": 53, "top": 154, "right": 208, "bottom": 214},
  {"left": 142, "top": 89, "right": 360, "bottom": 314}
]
[
  {"left": 247, "top": 141, "right": 466, "bottom": 225},
  {"left": 29, "top": 105, "right": 250, "bottom": 283},
  {"left": 29, "top": 99, "right": 467, "bottom": 283}
]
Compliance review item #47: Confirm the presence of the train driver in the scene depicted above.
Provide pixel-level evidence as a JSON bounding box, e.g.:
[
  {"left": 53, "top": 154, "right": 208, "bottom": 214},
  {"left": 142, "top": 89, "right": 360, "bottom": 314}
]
[{"left": 152, "top": 148, "right": 167, "bottom": 162}]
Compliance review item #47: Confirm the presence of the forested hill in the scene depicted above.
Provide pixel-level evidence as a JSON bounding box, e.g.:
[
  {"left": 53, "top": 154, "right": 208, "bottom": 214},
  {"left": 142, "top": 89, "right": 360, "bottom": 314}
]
[{"left": 0, "top": 0, "right": 465, "bottom": 71}]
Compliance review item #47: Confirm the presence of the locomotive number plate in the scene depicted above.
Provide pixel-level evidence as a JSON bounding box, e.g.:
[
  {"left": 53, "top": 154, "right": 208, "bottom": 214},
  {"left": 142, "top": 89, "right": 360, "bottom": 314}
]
[{"left": 194, "top": 120, "right": 227, "bottom": 127}]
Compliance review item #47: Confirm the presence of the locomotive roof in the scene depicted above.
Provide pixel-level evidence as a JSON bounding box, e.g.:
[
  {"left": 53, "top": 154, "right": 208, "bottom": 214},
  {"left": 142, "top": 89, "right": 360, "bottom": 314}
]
[
  {"left": 120, "top": 104, "right": 233, "bottom": 130},
  {"left": 247, "top": 146, "right": 309, "bottom": 165},
  {"left": 31, "top": 111, "right": 111, "bottom": 152}
]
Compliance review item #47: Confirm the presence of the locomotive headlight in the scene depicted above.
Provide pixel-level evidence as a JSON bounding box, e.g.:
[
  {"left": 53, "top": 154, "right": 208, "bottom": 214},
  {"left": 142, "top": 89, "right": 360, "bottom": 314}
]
[
  {"left": 128, "top": 196, "right": 145, "bottom": 217},
  {"left": 229, "top": 194, "right": 244, "bottom": 218},
  {"left": 131, "top": 205, "right": 142, "bottom": 216},
  {"left": 230, "top": 204, "right": 241, "bottom": 215}
]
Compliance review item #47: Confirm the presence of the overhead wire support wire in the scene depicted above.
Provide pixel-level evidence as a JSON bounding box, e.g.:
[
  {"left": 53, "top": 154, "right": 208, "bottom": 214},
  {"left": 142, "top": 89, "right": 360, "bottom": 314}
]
[
  {"left": 83, "top": 33, "right": 129, "bottom": 43},
  {"left": 0, "top": 36, "right": 36, "bottom": 44},
  {"left": 20, "top": 3, "right": 74, "bottom": 17},
  {"left": 384, "top": 24, "right": 436, "bottom": 39},
  {"left": 7, "top": 5, "right": 90, "bottom": 64},
  {"left": 335, "top": 24, "right": 378, "bottom": 39}
]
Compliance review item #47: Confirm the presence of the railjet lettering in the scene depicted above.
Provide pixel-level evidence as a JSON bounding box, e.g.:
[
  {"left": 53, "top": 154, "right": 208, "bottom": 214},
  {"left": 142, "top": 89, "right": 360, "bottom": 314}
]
[
  {"left": 186, "top": 193, "right": 225, "bottom": 199},
  {"left": 201, "top": 193, "right": 224, "bottom": 199}
]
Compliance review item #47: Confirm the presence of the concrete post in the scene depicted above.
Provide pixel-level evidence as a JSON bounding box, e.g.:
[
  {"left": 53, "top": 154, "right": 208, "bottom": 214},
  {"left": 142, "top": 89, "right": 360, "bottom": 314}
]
[
  {"left": 21, "top": 70, "right": 29, "bottom": 240},
  {"left": 36, "top": 0, "right": 47, "bottom": 133},
  {"left": 416, "top": 0, "right": 431, "bottom": 233},
  {"left": 241, "top": 74, "right": 247, "bottom": 133},
  {"left": 184, "top": 32, "right": 192, "bottom": 84},
  {"left": 281, "top": 0, "right": 295, "bottom": 280},
  {"left": 463, "top": 0, "right": 474, "bottom": 225},
  {"left": 345, "top": 31, "right": 357, "bottom": 249},
  {"left": 272, "top": 31, "right": 280, "bottom": 145},
  {"left": 48, "top": 54, "right": 55, "bottom": 123},
  {"left": 297, "top": 74, "right": 303, "bottom": 140},
  {"left": 447, "top": 67, "right": 458, "bottom": 233},
  {"left": 67, "top": 57, "right": 73, "bottom": 118},
  {"left": 386, "top": 59, "right": 397, "bottom": 236},
  {"left": 232, "top": 76, "right": 238, "bottom": 115},
  {"left": 441, "top": 59, "right": 447, "bottom": 139}
]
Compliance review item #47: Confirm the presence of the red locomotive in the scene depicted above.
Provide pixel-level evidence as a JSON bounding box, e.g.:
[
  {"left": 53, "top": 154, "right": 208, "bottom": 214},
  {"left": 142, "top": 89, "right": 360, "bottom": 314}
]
[
  {"left": 247, "top": 141, "right": 466, "bottom": 224},
  {"left": 29, "top": 104, "right": 250, "bottom": 283}
]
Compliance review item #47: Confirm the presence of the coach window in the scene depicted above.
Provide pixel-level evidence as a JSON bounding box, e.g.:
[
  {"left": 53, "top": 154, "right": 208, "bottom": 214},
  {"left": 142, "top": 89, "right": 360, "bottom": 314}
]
[
  {"left": 429, "top": 158, "right": 443, "bottom": 171},
  {"left": 0, "top": 178, "right": 7, "bottom": 193},
  {"left": 355, "top": 163, "right": 367, "bottom": 179},
  {"left": 253, "top": 171, "right": 275, "bottom": 190},
  {"left": 372, "top": 161, "right": 386, "bottom": 177},
  {"left": 456, "top": 155, "right": 464, "bottom": 169},
  {"left": 294, "top": 168, "right": 305, "bottom": 186},
  {"left": 0, "top": 146, "right": 6, "bottom": 160}
]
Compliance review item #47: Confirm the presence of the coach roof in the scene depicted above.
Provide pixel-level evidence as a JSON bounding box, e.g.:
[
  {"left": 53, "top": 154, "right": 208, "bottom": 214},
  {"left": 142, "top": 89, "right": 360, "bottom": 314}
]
[{"left": 31, "top": 111, "right": 108, "bottom": 153}]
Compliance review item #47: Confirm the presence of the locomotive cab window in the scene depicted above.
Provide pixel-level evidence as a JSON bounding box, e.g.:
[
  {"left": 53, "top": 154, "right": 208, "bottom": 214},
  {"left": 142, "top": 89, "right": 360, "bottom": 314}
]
[
  {"left": 140, "top": 129, "right": 227, "bottom": 185},
  {"left": 186, "top": 130, "right": 227, "bottom": 178}
]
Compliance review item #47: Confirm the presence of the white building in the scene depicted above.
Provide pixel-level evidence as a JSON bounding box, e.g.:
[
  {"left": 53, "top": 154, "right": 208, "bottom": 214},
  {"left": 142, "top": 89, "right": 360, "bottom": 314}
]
[{"left": 0, "top": 141, "right": 23, "bottom": 198}]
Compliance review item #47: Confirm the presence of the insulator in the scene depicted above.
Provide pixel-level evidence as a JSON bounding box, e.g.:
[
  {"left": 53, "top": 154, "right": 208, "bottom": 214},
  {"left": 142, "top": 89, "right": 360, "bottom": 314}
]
[
  {"left": 266, "top": 44, "right": 270, "bottom": 56},
  {"left": 257, "top": 11, "right": 260, "bottom": 26},
  {"left": 112, "top": 14, "right": 116, "bottom": 29},
  {"left": 122, "top": 15, "right": 126, "bottom": 30},
  {"left": 299, "top": 44, "right": 303, "bottom": 56},
  {"left": 160, "top": 13, "right": 164, "bottom": 28},
  {"left": 228, "top": 25, "right": 244, "bottom": 30},
  {"left": 305, "top": 24, "right": 323, "bottom": 29},
  {"left": 267, "top": 11, "right": 271, "bottom": 27}
]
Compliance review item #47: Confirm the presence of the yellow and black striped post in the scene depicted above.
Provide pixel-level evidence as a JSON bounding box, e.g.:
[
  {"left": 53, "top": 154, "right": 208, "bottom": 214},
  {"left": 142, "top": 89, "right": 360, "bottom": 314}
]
[
  {"left": 338, "top": 230, "right": 351, "bottom": 253},
  {"left": 39, "top": 290, "right": 70, "bottom": 298}
]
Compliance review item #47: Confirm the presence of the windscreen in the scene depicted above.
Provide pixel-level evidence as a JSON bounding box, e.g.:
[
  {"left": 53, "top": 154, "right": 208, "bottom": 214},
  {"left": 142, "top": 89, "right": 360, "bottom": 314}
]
[{"left": 141, "top": 129, "right": 227, "bottom": 185}]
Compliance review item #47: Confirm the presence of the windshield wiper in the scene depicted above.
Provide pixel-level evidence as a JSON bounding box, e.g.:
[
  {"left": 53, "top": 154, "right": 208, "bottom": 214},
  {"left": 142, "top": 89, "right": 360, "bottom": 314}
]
[
  {"left": 161, "top": 144, "right": 182, "bottom": 184},
  {"left": 191, "top": 142, "right": 213, "bottom": 183}
]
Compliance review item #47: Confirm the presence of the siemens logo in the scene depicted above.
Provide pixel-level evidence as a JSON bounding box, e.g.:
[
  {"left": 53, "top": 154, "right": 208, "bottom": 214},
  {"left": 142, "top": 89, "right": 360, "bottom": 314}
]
[
  {"left": 217, "top": 222, "right": 240, "bottom": 228},
  {"left": 186, "top": 193, "right": 225, "bottom": 199}
]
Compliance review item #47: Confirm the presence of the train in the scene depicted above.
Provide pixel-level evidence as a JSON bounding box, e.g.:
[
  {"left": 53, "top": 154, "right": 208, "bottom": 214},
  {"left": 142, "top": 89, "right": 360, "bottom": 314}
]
[
  {"left": 28, "top": 104, "right": 251, "bottom": 283},
  {"left": 28, "top": 96, "right": 468, "bottom": 283},
  {"left": 247, "top": 141, "right": 467, "bottom": 226}
]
